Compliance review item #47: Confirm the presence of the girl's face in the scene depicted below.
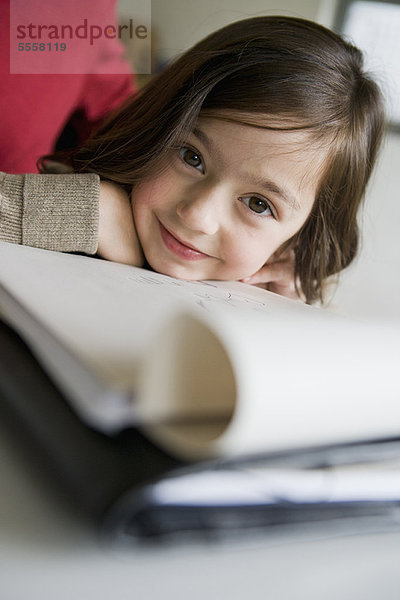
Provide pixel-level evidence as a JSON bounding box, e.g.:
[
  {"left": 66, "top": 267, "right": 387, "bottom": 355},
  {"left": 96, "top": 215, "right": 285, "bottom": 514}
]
[{"left": 131, "top": 116, "right": 326, "bottom": 281}]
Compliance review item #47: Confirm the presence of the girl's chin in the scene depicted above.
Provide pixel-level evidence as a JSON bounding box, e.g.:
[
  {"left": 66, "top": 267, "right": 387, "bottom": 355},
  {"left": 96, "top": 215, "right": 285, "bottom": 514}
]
[{"left": 145, "top": 256, "right": 209, "bottom": 280}]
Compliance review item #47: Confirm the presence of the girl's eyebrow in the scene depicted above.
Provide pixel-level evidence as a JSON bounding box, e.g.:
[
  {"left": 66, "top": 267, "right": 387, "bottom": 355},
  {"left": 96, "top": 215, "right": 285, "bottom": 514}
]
[
  {"left": 242, "top": 172, "right": 302, "bottom": 212},
  {"left": 192, "top": 127, "right": 302, "bottom": 212},
  {"left": 192, "top": 127, "right": 213, "bottom": 154}
]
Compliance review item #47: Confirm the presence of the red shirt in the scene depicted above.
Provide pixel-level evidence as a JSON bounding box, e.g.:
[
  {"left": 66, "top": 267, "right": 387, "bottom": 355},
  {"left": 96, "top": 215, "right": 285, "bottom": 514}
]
[{"left": 0, "top": 0, "right": 136, "bottom": 173}]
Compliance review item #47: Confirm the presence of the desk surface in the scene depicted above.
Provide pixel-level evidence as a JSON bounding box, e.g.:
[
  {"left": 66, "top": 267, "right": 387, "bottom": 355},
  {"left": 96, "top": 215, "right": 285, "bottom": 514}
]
[{"left": 1, "top": 417, "right": 400, "bottom": 600}]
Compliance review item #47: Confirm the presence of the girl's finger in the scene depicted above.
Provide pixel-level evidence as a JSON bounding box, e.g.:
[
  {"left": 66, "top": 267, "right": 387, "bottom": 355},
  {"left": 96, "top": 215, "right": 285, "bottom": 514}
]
[
  {"left": 241, "top": 256, "right": 304, "bottom": 301},
  {"left": 241, "top": 259, "right": 293, "bottom": 285}
]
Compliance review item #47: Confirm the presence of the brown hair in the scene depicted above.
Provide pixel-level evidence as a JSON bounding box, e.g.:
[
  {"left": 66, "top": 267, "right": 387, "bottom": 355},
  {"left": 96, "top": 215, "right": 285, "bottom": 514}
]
[{"left": 41, "top": 16, "right": 385, "bottom": 303}]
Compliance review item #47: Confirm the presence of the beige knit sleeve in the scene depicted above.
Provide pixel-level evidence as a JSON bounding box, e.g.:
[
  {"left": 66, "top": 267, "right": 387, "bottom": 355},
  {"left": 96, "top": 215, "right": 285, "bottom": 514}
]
[{"left": 0, "top": 171, "right": 100, "bottom": 254}]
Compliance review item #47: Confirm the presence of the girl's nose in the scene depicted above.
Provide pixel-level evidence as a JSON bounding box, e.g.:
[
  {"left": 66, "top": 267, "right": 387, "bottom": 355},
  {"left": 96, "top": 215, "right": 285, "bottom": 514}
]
[{"left": 176, "top": 187, "right": 223, "bottom": 235}]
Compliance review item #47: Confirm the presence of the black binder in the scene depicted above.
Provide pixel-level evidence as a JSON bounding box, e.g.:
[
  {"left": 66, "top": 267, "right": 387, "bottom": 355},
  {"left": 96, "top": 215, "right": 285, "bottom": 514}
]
[{"left": 2, "top": 317, "right": 400, "bottom": 546}]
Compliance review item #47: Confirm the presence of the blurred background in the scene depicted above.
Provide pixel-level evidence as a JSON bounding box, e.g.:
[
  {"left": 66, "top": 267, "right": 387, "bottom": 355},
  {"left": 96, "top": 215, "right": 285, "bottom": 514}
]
[{"left": 118, "top": 0, "right": 400, "bottom": 320}]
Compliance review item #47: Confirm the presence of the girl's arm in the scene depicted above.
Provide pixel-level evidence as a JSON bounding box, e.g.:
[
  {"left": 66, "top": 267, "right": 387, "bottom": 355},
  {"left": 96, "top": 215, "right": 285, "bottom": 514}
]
[
  {"left": 97, "top": 181, "right": 144, "bottom": 266},
  {"left": 0, "top": 171, "right": 99, "bottom": 253},
  {"left": 0, "top": 172, "right": 144, "bottom": 267}
]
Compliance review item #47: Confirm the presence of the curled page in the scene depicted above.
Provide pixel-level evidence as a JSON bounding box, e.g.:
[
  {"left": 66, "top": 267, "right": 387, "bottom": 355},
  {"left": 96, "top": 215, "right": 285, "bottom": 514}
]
[{"left": 139, "top": 308, "right": 400, "bottom": 460}]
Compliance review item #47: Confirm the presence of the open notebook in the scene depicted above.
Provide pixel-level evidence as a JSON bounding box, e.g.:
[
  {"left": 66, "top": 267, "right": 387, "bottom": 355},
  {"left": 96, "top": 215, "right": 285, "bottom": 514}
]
[{"left": 1, "top": 241, "right": 400, "bottom": 543}]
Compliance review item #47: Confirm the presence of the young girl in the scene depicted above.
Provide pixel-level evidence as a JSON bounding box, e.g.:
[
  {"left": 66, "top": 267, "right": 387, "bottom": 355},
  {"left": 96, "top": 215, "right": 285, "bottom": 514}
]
[{"left": 0, "top": 16, "right": 385, "bottom": 304}]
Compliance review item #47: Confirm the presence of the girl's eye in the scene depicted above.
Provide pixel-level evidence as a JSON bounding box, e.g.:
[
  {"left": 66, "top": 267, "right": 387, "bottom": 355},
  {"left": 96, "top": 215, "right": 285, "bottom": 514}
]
[
  {"left": 239, "top": 195, "right": 274, "bottom": 217},
  {"left": 179, "top": 147, "right": 204, "bottom": 173}
]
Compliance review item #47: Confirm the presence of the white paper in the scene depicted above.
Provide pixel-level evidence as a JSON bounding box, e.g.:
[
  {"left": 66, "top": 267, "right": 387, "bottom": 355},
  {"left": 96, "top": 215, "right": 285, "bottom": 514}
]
[{"left": 1, "top": 241, "right": 399, "bottom": 460}]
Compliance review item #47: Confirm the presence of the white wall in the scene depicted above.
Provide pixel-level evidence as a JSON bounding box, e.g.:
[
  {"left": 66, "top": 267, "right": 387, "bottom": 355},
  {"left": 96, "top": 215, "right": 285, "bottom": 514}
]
[
  {"left": 330, "top": 132, "right": 400, "bottom": 319},
  {"left": 150, "top": 0, "right": 321, "bottom": 61}
]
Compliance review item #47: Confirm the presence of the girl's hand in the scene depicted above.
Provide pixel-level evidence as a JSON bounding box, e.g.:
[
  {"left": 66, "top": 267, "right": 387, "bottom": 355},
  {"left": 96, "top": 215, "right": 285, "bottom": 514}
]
[
  {"left": 97, "top": 181, "right": 145, "bottom": 266},
  {"left": 241, "top": 248, "right": 305, "bottom": 302}
]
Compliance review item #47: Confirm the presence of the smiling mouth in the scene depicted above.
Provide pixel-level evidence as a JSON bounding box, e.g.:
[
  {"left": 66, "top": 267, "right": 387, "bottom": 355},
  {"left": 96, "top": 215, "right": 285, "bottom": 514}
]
[{"left": 159, "top": 221, "right": 211, "bottom": 261}]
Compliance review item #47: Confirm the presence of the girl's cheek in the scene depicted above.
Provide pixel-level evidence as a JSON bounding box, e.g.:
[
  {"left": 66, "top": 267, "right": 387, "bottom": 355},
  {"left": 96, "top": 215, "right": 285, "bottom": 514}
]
[
  {"left": 132, "top": 183, "right": 159, "bottom": 210},
  {"left": 224, "top": 238, "right": 264, "bottom": 276},
  {"left": 132, "top": 171, "right": 176, "bottom": 210},
  {"left": 231, "top": 233, "right": 281, "bottom": 278}
]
